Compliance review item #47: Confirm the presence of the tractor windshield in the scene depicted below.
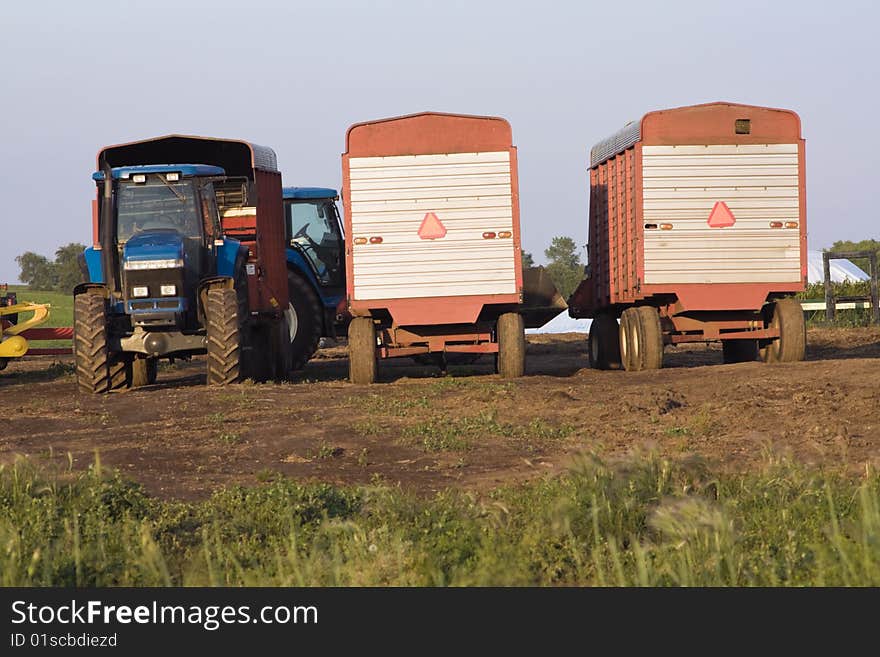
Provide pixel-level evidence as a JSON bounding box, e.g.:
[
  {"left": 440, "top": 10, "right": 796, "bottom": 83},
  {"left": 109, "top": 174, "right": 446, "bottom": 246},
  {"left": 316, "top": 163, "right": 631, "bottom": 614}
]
[{"left": 116, "top": 177, "right": 201, "bottom": 242}]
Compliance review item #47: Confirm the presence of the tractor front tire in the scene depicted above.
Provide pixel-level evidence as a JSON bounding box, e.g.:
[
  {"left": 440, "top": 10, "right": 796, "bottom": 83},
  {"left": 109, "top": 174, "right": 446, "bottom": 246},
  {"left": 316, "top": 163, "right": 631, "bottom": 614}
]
[
  {"left": 287, "top": 272, "right": 323, "bottom": 372},
  {"left": 348, "top": 316, "right": 377, "bottom": 384},
  {"left": 131, "top": 357, "right": 158, "bottom": 387},
  {"left": 760, "top": 298, "right": 806, "bottom": 364},
  {"left": 74, "top": 293, "right": 129, "bottom": 393},
  {"left": 206, "top": 287, "right": 243, "bottom": 385},
  {"left": 497, "top": 312, "right": 525, "bottom": 378}
]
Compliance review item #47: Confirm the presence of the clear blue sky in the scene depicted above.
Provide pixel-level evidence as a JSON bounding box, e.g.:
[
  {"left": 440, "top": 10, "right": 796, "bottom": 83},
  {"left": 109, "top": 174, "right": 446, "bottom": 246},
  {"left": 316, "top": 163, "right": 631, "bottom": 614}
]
[{"left": 2, "top": 0, "right": 876, "bottom": 283}]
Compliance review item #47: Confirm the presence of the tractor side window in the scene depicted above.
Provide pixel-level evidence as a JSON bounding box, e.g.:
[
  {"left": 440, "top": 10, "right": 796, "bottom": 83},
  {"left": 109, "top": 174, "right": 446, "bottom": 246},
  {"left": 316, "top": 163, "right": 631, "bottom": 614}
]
[{"left": 286, "top": 200, "right": 342, "bottom": 285}]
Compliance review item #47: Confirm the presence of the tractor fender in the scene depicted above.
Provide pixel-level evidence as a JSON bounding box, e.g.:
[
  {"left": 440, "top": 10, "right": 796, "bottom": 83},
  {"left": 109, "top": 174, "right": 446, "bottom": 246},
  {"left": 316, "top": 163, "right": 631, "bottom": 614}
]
[
  {"left": 197, "top": 275, "right": 235, "bottom": 321},
  {"left": 73, "top": 282, "right": 110, "bottom": 298}
]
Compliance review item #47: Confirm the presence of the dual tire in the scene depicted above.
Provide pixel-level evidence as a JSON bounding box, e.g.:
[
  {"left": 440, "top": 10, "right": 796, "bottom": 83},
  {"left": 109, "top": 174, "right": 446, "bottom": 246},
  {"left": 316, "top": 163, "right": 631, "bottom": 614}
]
[{"left": 618, "top": 306, "right": 664, "bottom": 372}]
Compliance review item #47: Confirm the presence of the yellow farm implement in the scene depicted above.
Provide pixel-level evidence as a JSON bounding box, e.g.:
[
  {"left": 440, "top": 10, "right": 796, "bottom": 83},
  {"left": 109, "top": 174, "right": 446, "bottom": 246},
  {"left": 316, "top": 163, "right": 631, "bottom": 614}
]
[{"left": 1, "top": 296, "right": 72, "bottom": 370}]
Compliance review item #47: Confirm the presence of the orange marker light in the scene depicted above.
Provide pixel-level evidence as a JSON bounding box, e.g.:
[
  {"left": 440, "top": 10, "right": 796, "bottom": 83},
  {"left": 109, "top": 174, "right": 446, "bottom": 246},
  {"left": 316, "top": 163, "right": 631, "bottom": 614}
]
[
  {"left": 660, "top": 223, "right": 673, "bottom": 230},
  {"left": 482, "top": 231, "right": 497, "bottom": 239},
  {"left": 369, "top": 236, "right": 383, "bottom": 244},
  {"left": 769, "top": 222, "right": 783, "bottom": 228},
  {"left": 353, "top": 237, "right": 367, "bottom": 245},
  {"left": 498, "top": 231, "right": 512, "bottom": 239},
  {"left": 784, "top": 221, "right": 799, "bottom": 229}
]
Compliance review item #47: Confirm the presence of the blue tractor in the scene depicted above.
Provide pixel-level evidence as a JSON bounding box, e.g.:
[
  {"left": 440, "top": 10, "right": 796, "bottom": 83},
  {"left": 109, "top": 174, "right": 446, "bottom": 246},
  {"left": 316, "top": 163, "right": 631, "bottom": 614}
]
[
  {"left": 282, "top": 187, "right": 348, "bottom": 369},
  {"left": 76, "top": 135, "right": 290, "bottom": 392}
]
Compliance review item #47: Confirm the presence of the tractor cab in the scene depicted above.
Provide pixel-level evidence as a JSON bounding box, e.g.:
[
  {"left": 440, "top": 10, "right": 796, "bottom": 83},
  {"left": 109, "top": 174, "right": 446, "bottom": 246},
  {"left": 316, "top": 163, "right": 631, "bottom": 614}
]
[
  {"left": 89, "top": 164, "right": 227, "bottom": 329},
  {"left": 282, "top": 187, "right": 344, "bottom": 293}
]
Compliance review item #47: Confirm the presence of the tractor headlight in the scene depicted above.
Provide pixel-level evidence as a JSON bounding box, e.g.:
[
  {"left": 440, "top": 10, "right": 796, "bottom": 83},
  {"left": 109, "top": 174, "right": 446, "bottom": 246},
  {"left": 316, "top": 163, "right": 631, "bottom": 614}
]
[
  {"left": 124, "top": 258, "right": 184, "bottom": 270},
  {"left": 160, "top": 284, "right": 176, "bottom": 296},
  {"left": 132, "top": 286, "right": 149, "bottom": 298}
]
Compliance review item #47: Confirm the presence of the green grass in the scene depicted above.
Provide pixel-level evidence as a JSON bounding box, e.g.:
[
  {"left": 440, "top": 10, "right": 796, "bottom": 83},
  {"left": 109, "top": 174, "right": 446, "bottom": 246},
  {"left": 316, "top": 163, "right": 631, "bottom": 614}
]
[
  {"left": 401, "top": 411, "right": 573, "bottom": 453},
  {"left": 6, "top": 285, "right": 73, "bottom": 349},
  {"left": 798, "top": 281, "right": 877, "bottom": 327},
  {"left": 5, "top": 452, "right": 877, "bottom": 586},
  {"left": 7, "top": 285, "right": 73, "bottom": 328}
]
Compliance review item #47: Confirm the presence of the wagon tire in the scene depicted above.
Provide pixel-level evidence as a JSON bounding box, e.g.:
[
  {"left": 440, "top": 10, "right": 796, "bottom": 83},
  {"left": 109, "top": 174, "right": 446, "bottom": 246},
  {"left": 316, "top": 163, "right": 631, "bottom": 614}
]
[
  {"left": 588, "top": 313, "right": 621, "bottom": 370},
  {"left": 497, "top": 312, "right": 525, "bottom": 378},
  {"left": 619, "top": 308, "right": 643, "bottom": 372},
  {"left": 206, "top": 287, "right": 242, "bottom": 385},
  {"left": 349, "top": 317, "right": 377, "bottom": 384},
  {"left": 636, "top": 306, "right": 664, "bottom": 370},
  {"left": 760, "top": 298, "right": 806, "bottom": 364}
]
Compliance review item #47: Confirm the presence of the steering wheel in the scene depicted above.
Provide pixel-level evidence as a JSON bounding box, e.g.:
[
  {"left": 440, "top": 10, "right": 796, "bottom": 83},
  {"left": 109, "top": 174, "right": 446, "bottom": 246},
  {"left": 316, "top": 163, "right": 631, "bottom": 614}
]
[{"left": 293, "top": 223, "right": 311, "bottom": 240}]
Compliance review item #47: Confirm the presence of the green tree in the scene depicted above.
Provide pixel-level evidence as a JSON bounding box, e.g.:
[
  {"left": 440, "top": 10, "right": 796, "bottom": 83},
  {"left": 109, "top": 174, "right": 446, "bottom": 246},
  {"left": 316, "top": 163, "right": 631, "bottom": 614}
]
[
  {"left": 15, "top": 242, "right": 87, "bottom": 292},
  {"left": 544, "top": 236, "right": 583, "bottom": 300},
  {"left": 828, "top": 239, "right": 880, "bottom": 275},
  {"left": 521, "top": 249, "right": 535, "bottom": 269},
  {"left": 15, "top": 252, "right": 57, "bottom": 290},
  {"left": 54, "top": 243, "right": 88, "bottom": 293}
]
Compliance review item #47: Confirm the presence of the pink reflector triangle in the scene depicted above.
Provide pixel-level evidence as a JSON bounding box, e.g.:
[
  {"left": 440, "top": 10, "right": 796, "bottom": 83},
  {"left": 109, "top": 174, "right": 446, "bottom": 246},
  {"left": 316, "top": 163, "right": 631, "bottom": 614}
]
[
  {"left": 418, "top": 212, "right": 447, "bottom": 240},
  {"left": 707, "top": 201, "right": 736, "bottom": 228}
]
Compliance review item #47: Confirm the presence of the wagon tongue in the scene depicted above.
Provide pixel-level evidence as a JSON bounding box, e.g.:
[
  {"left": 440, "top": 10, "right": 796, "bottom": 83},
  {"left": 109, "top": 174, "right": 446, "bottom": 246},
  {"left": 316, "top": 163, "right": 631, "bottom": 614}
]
[{"left": 520, "top": 266, "right": 567, "bottom": 329}]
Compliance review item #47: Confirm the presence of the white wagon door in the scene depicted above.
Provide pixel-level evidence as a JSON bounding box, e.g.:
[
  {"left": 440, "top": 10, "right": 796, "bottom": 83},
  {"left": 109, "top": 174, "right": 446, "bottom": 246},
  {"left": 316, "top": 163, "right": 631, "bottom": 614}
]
[
  {"left": 642, "top": 143, "right": 802, "bottom": 285},
  {"left": 348, "top": 151, "right": 517, "bottom": 301}
]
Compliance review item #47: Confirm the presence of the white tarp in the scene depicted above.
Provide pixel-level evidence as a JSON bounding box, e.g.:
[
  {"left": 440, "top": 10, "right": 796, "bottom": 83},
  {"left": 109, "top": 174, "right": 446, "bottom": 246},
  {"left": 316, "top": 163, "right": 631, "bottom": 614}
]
[
  {"left": 526, "top": 312, "right": 590, "bottom": 334},
  {"left": 807, "top": 250, "right": 870, "bottom": 284}
]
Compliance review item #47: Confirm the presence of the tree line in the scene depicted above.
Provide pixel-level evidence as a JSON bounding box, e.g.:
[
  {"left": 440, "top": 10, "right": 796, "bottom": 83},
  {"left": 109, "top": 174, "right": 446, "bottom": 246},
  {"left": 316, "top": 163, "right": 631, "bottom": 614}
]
[{"left": 15, "top": 243, "right": 87, "bottom": 293}]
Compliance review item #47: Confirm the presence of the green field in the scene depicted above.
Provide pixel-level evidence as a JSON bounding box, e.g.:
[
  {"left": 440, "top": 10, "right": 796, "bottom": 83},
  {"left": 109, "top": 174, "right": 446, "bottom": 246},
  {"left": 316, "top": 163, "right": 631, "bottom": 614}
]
[
  {"left": 2, "top": 453, "right": 877, "bottom": 586},
  {"left": 6, "top": 286, "right": 73, "bottom": 348},
  {"left": 7, "top": 285, "right": 73, "bottom": 328}
]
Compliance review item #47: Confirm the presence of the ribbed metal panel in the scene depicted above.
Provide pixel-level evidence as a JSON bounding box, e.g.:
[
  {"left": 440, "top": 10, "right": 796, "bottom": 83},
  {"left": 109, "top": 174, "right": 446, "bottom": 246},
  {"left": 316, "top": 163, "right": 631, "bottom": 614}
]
[
  {"left": 590, "top": 121, "right": 640, "bottom": 168},
  {"left": 642, "top": 144, "right": 801, "bottom": 284},
  {"left": 348, "top": 151, "right": 516, "bottom": 300}
]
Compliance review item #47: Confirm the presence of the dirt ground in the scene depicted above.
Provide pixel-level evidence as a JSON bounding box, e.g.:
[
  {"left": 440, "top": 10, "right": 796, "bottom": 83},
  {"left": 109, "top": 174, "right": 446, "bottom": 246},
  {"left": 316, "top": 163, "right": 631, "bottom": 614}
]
[{"left": 2, "top": 327, "right": 880, "bottom": 500}]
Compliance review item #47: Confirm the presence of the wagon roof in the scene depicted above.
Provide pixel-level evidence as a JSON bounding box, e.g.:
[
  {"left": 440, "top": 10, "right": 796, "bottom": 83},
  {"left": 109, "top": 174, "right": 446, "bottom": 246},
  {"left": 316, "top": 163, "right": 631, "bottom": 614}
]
[
  {"left": 589, "top": 101, "right": 801, "bottom": 168},
  {"left": 345, "top": 111, "right": 512, "bottom": 157}
]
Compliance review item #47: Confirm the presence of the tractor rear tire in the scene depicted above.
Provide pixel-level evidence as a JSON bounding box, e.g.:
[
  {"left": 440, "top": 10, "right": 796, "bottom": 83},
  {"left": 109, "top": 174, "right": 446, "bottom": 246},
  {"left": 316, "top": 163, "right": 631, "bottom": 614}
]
[
  {"left": 636, "top": 306, "right": 664, "bottom": 370},
  {"left": 131, "top": 357, "right": 158, "bottom": 387},
  {"left": 349, "top": 316, "right": 377, "bottom": 384},
  {"left": 619, "top": 308, "right": 643, "bottom": 372},
  {"left": 588, "top": 313, "right": 621, "bottom": 370},
  {"left": 74, "top": 293, "right": 130, "bottom": 393},
  {"left": 722, "top": 340, "right": 758, "bottom": 364},
  {"left": 287, "top": 272, "right": 322, "bottom": 372},
  {"left": 760, "top": 298, "right": 806, "bottom": 363},
  {"left": 497, "top": 312, "right": 525, "bottom": 378},
  {"left": 206, "top": 287, "right": 243, "bottom": 385}
]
